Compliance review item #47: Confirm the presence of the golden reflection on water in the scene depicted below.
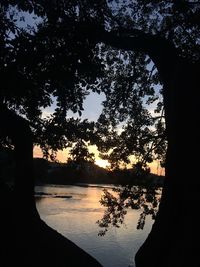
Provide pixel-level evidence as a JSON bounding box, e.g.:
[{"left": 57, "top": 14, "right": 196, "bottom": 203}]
[{"left": 36, "top": 184, "right": 153, "bottom": 267}]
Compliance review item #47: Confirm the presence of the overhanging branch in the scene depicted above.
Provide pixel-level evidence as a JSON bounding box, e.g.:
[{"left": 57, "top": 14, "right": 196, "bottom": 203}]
[{"left": 84, "top": 24, "right": 180, "bottom": 83}]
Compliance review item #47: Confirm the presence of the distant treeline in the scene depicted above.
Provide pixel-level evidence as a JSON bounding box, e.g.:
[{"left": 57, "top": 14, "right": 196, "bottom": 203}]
[
  {"left": 33, "top": 158, "right": 164, "bottom": 187},
  {"left": 0, "top": 149, "right": 164, "bottom": 187}
]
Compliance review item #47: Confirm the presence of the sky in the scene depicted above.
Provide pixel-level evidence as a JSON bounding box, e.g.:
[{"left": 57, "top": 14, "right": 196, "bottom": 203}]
[
  {"left": 41, "top": 92, "right": 106, "bottom": 120},
  {"left": 12, "top": 9, "right": 113, "bottom": 170},
  {"left": 33, "top": 91, "right": 164, "bottom": 175},
  {"left": 34, "top": 92, "right": 112, "bottom": 169},
  {"left": 12, "top": 8, "right": 164, "bottom": 175}
]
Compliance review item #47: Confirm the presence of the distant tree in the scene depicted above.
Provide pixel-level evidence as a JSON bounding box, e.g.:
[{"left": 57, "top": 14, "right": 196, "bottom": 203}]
[
  {"left": 68, "top": 139, "right": 95, "bottom": 165},
  {"left": 66, "top": 139, "right": 95, "bottom": 180},
  {"left": 33, "top": 158, "right": 49, "bottom": 182}
]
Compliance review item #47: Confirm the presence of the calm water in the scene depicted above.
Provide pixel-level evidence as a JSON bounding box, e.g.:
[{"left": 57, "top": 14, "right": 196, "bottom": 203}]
[{"left": 35, "top": 184, "right": 153, "bottom": 267}]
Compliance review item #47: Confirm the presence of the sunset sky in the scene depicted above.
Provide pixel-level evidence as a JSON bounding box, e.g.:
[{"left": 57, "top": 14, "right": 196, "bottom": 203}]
[
  {"left": 33, "top": 92, "right": 164, "bottom": 175},
  {"left": 14, "top": 11, "right": 164, "bottom": 175},
  {"left": 34, "top": 92, "right": 111, "bottom": 169}
]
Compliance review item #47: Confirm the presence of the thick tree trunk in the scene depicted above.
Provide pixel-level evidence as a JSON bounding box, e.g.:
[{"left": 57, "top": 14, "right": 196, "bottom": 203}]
[
  {"left": 95, "top": 28, "right": 200, "bottom": 266},
  {"left": 135, "top": 60, "right": 200, "bottom": 267},
  {"left": 0, "top": 104, "right": 103, "bottom": 267},
  {"left": 0, "top": 104, "right": 36, "bottom": 212}
]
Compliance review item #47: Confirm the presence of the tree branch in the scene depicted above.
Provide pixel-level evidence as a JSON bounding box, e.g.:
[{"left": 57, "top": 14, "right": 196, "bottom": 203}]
[{"left": 86, "top": 25, "right": 180, "bottom": 84}]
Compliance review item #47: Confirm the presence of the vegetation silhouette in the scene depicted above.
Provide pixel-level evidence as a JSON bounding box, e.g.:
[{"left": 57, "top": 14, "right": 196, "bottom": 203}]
[
  {"left": 0, "top": 109, "right": 102, "bottom": 267},
  {"left": 1, "top": 1, "right": 200, "bottom": 267},
  {"left": 97, "top": 185, "right": 161, "bottom": 236},
  {"left": 97, "top": 165, "right": 162, "bottom": 236}
]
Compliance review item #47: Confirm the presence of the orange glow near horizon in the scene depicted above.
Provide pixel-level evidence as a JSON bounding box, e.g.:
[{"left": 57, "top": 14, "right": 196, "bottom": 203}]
[
  {"left": 95, "top": 159, "right": 110, "bottom": 169},
  {"left": 33, "top": 145, "right": 110, "bottom": 167},
  {"left": 33, "top": 145, "right": 164, "bottom": 175}
]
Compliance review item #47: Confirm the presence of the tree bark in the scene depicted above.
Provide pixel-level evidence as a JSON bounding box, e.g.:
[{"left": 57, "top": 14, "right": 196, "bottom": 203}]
[
  {"left": 0, "top": 105, "right": 105, "bottom": 267},
  {"left": 0, "top": 104, "right": 36, "bottom": 212},
  {"left": 135, "top": 59, "right": 200, "bottom": 267},
  {"left": 94, "top": 28, "right": 200, "bottom": 266}
]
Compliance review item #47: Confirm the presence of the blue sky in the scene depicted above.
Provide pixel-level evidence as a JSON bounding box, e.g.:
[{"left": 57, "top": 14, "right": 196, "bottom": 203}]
[
  {"left": 42, "top": 92, "right": 106, "bottom": 121},
  {"left": 74, "top": 93, "right": 106, "bottom": 121}
]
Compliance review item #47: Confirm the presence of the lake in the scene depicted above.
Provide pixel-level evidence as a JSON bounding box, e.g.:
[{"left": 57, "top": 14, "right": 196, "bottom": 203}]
[{"left": 35, "top": 184, "right": 153, "bottom": 267}]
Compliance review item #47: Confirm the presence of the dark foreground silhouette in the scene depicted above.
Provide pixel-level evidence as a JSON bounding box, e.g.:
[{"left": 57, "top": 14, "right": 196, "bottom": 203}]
[{"left": 1, "top": 183, "right": 102, "bottom": 267}]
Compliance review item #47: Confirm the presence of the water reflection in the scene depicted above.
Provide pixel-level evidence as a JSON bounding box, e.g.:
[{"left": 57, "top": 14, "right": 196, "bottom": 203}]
[
  {"left": 36, "top": 184, "right": 153, "bottom": 267},
  {"left": 97, "top": 185, "right": 161, "bottom": 236}
]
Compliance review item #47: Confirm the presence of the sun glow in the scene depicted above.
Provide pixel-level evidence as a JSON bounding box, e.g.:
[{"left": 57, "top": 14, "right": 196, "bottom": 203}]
[
  {"left": 95, "top": 159, "right": 110, "bottom": 169},
  {"left": 33, "top": 145, "right": 164, "bottom": 174},
  {"left": 33, "top": 145, "right": 110, "bottom": 169}
]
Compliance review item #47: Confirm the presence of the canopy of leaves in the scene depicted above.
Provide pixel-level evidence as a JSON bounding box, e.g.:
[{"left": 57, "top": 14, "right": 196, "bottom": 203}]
[
  {"left": 1, "top": 0, "right": 199, "bottom": 235},
  {"left": 1, "top": 0, "right": 199, "bottom": 163},
  {"left": 0, "top": 1, "right": 105, "bottom": 156}
]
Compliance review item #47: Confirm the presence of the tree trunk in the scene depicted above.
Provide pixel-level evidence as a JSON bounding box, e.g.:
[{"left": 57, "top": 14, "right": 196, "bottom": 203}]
[
  {"left": 95, "top": 28, "right": 200, "bottom": 266},
  {"left": 0, "top": 105, "right": 104, "bottom": 267},
  {"left": 0, "top": 104, "right": 36, "bottom": 213},
  {"left": 135, "top": 60, "right": 200, "bottom": 267}
]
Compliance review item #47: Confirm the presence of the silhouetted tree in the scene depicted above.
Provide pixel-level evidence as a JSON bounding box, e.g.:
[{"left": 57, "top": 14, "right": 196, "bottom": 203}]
[
  {"left": 67, "top": 139, "right": 95, "bottom": 178},
  {"left": 68, "top": 139, "right": 95, "bottom": 164},
  {"left": 87, "top": 2, "right": 199, "bottom": 266},
  {"left": 0, "top": 3, "right": 104, "bottom": 266},
  {"left": 0, "top": 1, "right": 100, "bottom": 203},
  {"left": 1, "top": 1, "right": 200, "bottom": 267}
]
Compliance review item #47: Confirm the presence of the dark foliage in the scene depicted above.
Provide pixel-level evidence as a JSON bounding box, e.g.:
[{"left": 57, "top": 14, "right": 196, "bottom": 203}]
[
  {"left": 97, "top": 185, "right": 161, "bottom": 236},
  {"left": 1, "top": 1, "right": 200, "bottom": 266}
]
